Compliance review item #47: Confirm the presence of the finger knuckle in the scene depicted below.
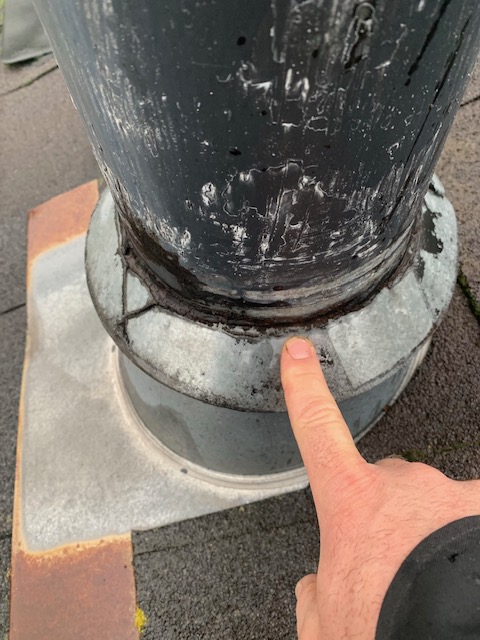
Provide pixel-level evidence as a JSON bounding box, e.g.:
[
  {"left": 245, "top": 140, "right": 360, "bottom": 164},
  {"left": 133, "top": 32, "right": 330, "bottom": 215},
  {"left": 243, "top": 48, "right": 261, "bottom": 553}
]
[
  {"left": 328, "top": 465, "right": 383, "bottom": 514},
  {"left": 407, "top": 462, "right": 447, "bottom": 481}
]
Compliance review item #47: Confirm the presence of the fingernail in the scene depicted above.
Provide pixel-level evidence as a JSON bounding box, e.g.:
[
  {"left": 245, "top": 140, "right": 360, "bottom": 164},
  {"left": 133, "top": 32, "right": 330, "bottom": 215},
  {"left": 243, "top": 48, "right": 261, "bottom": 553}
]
[{"left": 286, "top": 337, "right": 315, "bottom": 360}]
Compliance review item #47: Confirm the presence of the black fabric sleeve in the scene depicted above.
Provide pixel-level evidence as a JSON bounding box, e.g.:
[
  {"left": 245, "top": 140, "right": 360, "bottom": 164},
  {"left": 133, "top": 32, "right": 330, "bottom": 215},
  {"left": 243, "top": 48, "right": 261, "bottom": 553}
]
[{"left": 375, "top": 516, "right": 480, "bottom": 640}]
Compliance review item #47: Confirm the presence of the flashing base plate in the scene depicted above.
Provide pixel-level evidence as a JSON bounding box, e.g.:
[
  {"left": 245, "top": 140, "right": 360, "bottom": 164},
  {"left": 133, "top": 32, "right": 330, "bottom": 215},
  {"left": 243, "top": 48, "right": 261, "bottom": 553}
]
[{"left": 17, "top": 182, "right": 308, "bottom": 555}]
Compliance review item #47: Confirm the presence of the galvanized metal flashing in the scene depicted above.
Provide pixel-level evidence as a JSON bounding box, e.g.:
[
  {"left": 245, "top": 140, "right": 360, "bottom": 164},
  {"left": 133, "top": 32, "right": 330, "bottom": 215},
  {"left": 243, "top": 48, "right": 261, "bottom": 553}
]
[
  {"left": 82, "top": 177, "right": 456, "bottom": 475},
  {"left": 16, "top": 184, "right": 309, "bottom": 556},
  {"left": 10, "top": 182, "right": 139, "bottom": 640}
]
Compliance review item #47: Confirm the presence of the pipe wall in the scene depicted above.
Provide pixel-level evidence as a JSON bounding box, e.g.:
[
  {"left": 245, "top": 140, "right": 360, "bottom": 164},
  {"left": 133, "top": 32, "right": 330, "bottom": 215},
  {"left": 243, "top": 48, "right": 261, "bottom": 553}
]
[{"left": 36, "top": 0, "right": 480, "bottom": 320}]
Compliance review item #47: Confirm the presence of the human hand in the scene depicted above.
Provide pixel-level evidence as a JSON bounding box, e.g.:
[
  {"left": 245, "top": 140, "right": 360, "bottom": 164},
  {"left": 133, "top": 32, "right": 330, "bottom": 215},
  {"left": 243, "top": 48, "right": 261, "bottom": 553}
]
[{"left": 281, "top": 337, "right": 480, "bottom": 640}]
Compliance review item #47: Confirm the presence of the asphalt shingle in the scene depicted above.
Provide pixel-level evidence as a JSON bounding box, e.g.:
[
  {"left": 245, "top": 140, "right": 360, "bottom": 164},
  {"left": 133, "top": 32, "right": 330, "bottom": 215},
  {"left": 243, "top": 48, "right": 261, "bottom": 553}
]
[
  {"left": 0, "top": 535, "right": 11, "bottom": 640},
  {"left": 0, "top": 306, "right": 25, "bottom": 538},
  {"left": 0, "top": 65, "right": 99, "bottom": 315},
  {"left": 133, "top": 490, "right": 318, "bottom": 640},
  {"left": 437, "top": 101, "right": 480, "bottom": 306},
  {"left": 358, "top": 287, "right": 480, "bottom": 478}
]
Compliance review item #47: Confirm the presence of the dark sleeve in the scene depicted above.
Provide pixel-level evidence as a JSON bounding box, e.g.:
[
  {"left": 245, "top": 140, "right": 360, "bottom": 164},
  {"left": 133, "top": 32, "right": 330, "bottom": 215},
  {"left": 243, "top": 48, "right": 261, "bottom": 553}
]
[{"left": 375, "top": 516, "right": 480, "bottom": 640}]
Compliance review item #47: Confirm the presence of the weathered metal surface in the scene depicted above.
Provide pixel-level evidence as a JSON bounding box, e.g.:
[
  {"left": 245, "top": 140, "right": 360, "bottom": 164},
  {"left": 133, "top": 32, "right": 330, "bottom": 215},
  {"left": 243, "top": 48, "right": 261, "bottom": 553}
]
[
  {"left": 35, "top": 0, "right": 480, "bottom": 318},
  {"left": 10, "top": 182, "right": 138, "bottom": 640},
  {"left": 20, "top": 206, "right": 422, "bottom": 531},
  {"left": 27, "top": 180, "right": 98, "bottom": 272},
  {"left": 87, "top": 178, "right": 456, "bottom": 415},
  {"left": 119, "top": 350, "right": 415, "bottom": 475},
  {"left": 18, "top": 184, "right": 313, "bottom": 551},
  {"left": 22, "top": 237, "right": 308, "bottom": 547},
  {"left": 10, "top": 537, "right": 138, "bottom": 640},
  {"left": 81, "top": 177, "right": 457, "bottom": 474}
]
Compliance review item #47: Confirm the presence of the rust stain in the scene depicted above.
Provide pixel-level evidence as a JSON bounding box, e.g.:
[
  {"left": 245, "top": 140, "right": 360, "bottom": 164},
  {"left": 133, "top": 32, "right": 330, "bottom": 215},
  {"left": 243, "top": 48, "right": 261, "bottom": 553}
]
[
  {"left": 27, "top": 180, "right": 98, "bottom": 268},
  {"left": 10, "top": 181, "right": 138, "bottom": 640},
  {"left": 10, "top": 537, "right": 138, "bottom": 640}
]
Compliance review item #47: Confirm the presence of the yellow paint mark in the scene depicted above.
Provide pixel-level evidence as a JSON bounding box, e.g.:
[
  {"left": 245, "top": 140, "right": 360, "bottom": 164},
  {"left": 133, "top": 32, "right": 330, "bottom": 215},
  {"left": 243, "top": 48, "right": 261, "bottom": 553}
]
[{"left": 135, "top": 606, "right": 147, "bottom": 635}]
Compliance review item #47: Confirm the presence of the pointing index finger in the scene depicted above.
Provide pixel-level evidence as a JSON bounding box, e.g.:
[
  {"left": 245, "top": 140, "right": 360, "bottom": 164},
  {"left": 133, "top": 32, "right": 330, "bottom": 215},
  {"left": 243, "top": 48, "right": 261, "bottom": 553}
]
[{"left": 281, "top": 337, "right": 366, "bottom": 497}]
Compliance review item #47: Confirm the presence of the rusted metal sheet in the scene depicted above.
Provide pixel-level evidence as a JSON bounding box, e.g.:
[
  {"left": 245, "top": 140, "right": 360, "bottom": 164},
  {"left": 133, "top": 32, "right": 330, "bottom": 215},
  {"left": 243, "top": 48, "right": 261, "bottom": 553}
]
[
  {"left": 10, "top": 182, "right": 138, "bottom": 640},
  {"left": 27, "top": 180, "right": 98, "bottom": 267},
  {"left": 10, "top": 537, "right": 138, "bottom": 640}
]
